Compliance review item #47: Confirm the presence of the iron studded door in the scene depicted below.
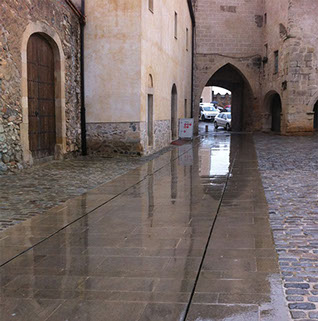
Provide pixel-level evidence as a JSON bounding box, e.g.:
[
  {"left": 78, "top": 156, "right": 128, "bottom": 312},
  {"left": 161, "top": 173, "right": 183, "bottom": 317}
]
[{"left": 27, "top": 34, "right": 56, "bottom": 158}]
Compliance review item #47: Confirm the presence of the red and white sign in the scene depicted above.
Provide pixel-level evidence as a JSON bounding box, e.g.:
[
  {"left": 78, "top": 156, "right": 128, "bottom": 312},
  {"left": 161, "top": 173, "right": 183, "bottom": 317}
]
[{"left": 179, "top": 118, "right": 194, "bottom": 139}]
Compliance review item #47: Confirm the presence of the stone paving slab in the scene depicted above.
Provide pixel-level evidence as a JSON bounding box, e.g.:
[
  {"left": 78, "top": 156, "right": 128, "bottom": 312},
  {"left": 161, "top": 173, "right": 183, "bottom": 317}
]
[
  {"left": 0, "top": 133, "right": 290, "bottom": 321},
  {"left": 254, "top": 133, "right": 318, "bottom": 320},
  {"left": 0, "top": 147, "right": 175, "bottom": 232}
]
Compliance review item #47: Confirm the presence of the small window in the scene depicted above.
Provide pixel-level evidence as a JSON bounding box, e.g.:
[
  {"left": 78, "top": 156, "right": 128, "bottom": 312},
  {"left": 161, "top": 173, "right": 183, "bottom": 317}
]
[
  {"left": 264, "top": 43, "right": 268, "bottom": 57},
  {"left": 274, "top": 50, "right": 279, "bottom": 74},
  {"left": 174, "top": 12, "right": 178, "bottom": 39},
  {"left": 186, "top": 28, "right": 189, "bottom": 51},
  {"left": 184, "top": 99, "right": 187, "bottom": 117},
  {"left": 264, "top": 13, "right": 267, "bottom": 25},
  {"left": 148, "top": 0, "right": 153, "bottom": 13}
]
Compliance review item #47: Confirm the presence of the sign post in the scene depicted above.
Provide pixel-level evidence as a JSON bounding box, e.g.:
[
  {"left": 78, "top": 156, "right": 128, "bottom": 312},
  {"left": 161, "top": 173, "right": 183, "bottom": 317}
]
[{"left": 179, "top": 118, "right": 194, "bottom": 139}]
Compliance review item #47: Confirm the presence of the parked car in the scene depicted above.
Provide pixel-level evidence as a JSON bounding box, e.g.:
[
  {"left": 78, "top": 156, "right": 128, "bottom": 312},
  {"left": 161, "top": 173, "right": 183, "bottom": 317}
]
[
  {"left": 216, "top": 106, "right": 224, "bottom": 112},
  {"left": 214, "top": 112, "right": 231, "bottom": 131},
  {"left": 199, "top": 104, "right": 219, "bottom": 121}
]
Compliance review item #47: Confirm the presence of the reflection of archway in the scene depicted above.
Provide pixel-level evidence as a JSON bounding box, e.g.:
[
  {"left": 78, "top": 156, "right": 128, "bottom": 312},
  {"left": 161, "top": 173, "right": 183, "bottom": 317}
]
[
  {"left": 147, "top": 74, "right": 154, "bottom": 146},
  {"left": 171, "top": 84, "right": 178, "bottom": 140},
  {"left": 202, "top": 64, "right": 254, "bottom": 131},
  {"left": 265, "top": 92, "right": 282, "bottom": 132},
  {"left": 21, "top": 22, "right": 66, "bottom": 163},
  {"left": 314, "top": 102, "right": 318, "bottom": 130}
]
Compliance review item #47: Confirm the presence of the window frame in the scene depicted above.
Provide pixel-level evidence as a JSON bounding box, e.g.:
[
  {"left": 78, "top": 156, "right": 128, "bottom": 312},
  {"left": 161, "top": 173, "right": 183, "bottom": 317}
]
[
  {"left": 174, "top": 12, "right": 178, "bottom": 39},
  {"left": 274, "top": 50, "right": 279, "bottom": 74},
  {"left": 186, "top": 28, "right": 189, "bottom": 51},
  {"left": 148, "top": 0, "right": 154, "bottom": 13}
]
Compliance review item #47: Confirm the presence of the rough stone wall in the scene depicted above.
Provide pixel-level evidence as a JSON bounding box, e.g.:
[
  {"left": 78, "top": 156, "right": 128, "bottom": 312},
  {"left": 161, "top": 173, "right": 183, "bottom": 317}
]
[
  {"left": 87, "top": 120, "right": 171, "bottom": 157},
  {"left": 214, "top": 93, "right": 231, "bottom": 107},
  {"left": 87, "top": 122, "right": 144, "bottom": 156},
  {"left": 193, "top": 0, "right": 264, "bottom": 133},
  {"left": 0, "top": 0, "right": 81, "bottom": 173},
  {"left": 262, "top": 0, "right": 290, "bottom": 132},
  {"left": 285, "top": 0, "right": 318, "bottom": 132}
]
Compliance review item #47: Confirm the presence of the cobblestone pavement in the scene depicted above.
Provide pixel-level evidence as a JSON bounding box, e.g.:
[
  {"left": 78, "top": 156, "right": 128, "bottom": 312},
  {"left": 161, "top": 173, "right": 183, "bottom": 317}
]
[
  {"left": 0, "top": 147, "right": 173, "bottom": 232},
  {"left": 255, "top": 133, "right": 318, "bottom": 320}
]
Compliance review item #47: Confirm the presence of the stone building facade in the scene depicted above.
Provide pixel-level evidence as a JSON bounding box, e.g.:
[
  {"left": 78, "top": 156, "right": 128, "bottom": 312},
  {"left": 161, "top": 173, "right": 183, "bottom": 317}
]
[
  {"left": 85, "top": 0, "right": 194, "bottom": 156},
  {"left": 200, "top": 86, "right": 231, "bottom": 107},
  {"left": 0, "top": 0, "right": 82, "bottom": 172},
  {"left": 193, "top": 0, "right": 318, "bottom": 134}
]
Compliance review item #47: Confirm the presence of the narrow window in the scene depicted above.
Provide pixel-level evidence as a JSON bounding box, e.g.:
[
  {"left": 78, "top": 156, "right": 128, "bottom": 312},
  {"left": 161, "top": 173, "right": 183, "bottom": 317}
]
[
  {"left": 274, "top": 50, "right": 279, "bottom": 74},
  {"left": 184, "top": 99, "right": 187, "bottom": 118},
  {"left": 174, "top": 12, "right": 178, "bottom": 39},
  {"left": 147, "top": 94, "right": 154, "bottom": 146},
  {"left": 186, "top": 28, "right": 189, "bottom": 51},
  {"left": 264, "top": 44, "right": 268, "bottom": 57},
  {"left": 148, "top": 0, "right": 153, "bottom": 13},
  {"left": 264, "top": 13, "right": 267, "bottom": 25}
]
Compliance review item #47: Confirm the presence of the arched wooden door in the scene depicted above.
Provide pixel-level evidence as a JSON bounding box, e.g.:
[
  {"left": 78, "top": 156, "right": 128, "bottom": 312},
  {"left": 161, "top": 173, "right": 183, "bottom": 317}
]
[{"left": 27, "top": 34, "right": 56, "bottom": 158}]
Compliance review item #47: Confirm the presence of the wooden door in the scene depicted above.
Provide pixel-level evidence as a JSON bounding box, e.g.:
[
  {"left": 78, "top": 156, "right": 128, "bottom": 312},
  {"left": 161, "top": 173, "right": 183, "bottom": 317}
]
[{"left": 27, "top": 34, "right": 56, "bottom": 158}]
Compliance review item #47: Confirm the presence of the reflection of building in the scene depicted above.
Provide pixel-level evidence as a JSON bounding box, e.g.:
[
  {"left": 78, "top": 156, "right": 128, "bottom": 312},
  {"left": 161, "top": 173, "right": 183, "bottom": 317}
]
[
  {"left": 85, "top": 1, "right": 194, "bottom": 156},
  {"left": 193, "top": 0, "right": 318, "bottom": 135}
]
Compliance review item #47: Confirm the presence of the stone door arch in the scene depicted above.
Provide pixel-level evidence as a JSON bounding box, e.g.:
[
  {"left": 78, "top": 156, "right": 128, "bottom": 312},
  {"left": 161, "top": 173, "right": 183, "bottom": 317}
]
[
  {"left": 27, "top": 34, "right": 56, "bottom": 158},
  {"left": 21, "top": 22, "right": 66, "bottom": 164},
  {"left": 269, "top": 93, "right": 282, "bottom": 132},
  {"left": 197, "top": 63, "right": 255, "bottom": 132}
]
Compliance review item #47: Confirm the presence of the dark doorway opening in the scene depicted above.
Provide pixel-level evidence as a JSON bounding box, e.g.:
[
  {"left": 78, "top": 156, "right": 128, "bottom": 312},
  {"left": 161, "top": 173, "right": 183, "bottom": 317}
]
[
  {"left": 314, "top": 102, "right": 318, "bottom": 130},
  {"left": 270, "top": 94, "right": 282, "bottom": 132},
  {"left": 171, "top": 84, "right": 178, "bottom": 140},
  {"left": 27, "top": 34, "right": 56, "bottom": 158}
]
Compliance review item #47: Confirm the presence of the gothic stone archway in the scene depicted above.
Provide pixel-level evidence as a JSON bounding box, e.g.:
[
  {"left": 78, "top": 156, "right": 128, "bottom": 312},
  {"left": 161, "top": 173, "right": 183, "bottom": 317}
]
[{"left": 202, "top": 64, "right": 254, "bottom": 132}]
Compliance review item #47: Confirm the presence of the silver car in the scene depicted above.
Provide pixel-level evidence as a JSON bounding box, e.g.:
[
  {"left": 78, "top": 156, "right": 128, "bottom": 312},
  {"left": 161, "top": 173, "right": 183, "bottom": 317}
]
[
  {"left": 214, "top": 112, "right": 231, "bottom": 131},
  {"left": 199, "top": 104, "right": 219, "bottom": 121}
]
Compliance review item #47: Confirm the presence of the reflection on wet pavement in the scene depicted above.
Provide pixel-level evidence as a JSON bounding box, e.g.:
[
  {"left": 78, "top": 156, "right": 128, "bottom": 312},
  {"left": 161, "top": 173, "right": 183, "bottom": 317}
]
[{"left": 0, "top": 133, "right": 290, "bottom": 320}]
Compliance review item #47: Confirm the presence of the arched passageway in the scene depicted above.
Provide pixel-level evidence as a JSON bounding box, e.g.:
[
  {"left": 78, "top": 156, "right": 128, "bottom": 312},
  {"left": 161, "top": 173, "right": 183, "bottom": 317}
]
[
  {"left": 270, "top": 93, "right": 282, "bottom": 132},
  {"left": 203, "top": 64, "right": 254, "bottom": 131},
  {"left": 171, "top": 84, "right": 178, "bottom": 140},
  {"left": 314, "top": 102, "right": 318, "bottom": 130},
  {"left": 27, "top": 33, "right": 56, "bottom": 158}
]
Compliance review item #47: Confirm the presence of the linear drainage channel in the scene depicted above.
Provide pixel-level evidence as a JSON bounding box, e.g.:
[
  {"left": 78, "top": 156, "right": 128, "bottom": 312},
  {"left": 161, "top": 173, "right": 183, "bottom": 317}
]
[{"left": 181, "top": 150, "right": 237, "bottom": 321}]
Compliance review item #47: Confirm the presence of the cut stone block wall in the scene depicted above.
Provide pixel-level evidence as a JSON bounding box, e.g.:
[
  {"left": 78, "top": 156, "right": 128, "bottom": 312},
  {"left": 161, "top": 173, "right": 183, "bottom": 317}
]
[{"left": 0, "top": 0, "right": 81, "bottom": 173}]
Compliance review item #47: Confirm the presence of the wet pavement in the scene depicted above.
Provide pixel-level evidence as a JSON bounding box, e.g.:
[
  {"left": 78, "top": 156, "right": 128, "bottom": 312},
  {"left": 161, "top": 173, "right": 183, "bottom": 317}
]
[
  {"left": 0, "top": 148, "right": 174, "bottom": 232},
  {"left": 0, "top": 129, "right": 290, "bottom": 321},
  {"left": 255, "top": 133, "right": 318, "bottom": 320}
]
